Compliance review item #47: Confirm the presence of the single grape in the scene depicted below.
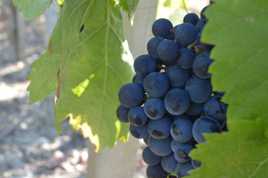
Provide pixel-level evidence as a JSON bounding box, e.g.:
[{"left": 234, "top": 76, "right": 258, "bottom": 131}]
[
  {"left": 161, "top": 154, "right": 178, "bottom": 173},
  {"left": 152, "top": 18, "right": 173, "bottom": 39},
  {"left": 147, "top": 37, "right": 163, "bottom": 58},
  {"left": 119, "top": 83, "right": 145, "bottom": 108},
  {"left": 183, "top": 13, "right": 199, "bottom": 25},
  {"left": 193, "top": 52, "right": 212, "bottom": 79},
  {"left": 148, "top": 137, "right": 172, "bottom": 156},
  {"left": 192, "top": 116, "right": 221, "bottom": 143},
  {"left": 172, "top": 142, "right": 193, "bottom": 163},
  {"left": 185, "top": 76, "right": 212, "bottom": 103},
  {"left": 147, "top": 164, "right": 168, "bottom": 178},
  {"left": 174, "top": 23, "right": 198, "bottom": 47},
  {"left": 144, "top": 98, "right": 166, "bottom": 120},
  {"left": 134, "top": 55, "right": 157, "bottom": 76},
  {"left": 164, "top": 88, "right": 190, "bottom": 115},
  {"left": 142, "top": 147, "right": 161, "bottom": 166},
  {"left": 129, "top": 124, "right": 148, "bottom": 139},
  {"left": 170, "top": 116, "right": 193, "bottom": 143},
  {"left": 204, "top": 97, "right": 227, "bottom": 127},
  {"left": 167, "top": 66, "right": 191, "bottom": 88},
  {"left": 143, "top": 72, "right": 170, "bottom": 98},
  {"left": 132, "top": 73, "right": 145, "bottom": 85},
  {"left": 186, "top": 102, "right": 204, "bottom": 116},
  {"left": 204, "top": 97, "right": 224, "bottom": 117},
  {"left": 157, "top": 39, "right": 180, "bottom": 65},
  {"left": 128, "top": 107, "right": 148, "bottom": 126},
  {"left": 176, "top": 161, "right": 194, "bottom": 177},
  {"left": 148, "top": 117, "right": 172, "bottom": 139},
  {"left": 178, "top": 48, "right": 195, "bottom": 69},
  {"left": 116, "top": 105, "right": 129, "bottom": 123}
]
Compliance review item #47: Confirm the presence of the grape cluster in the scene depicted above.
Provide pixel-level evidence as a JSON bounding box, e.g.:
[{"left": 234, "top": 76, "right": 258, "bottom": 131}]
[{"left": 117, "top": 9, "right": 227, "bottom": 178}]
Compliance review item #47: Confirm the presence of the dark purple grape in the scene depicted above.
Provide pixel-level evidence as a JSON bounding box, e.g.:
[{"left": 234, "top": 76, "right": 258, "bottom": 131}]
[
  {"left": 143, "top": 147, "right": 161, "bottom": 166},
  {"left": 134, "top": 55, "right": 157, "bottom": 76},
  {"left": 183, "top": 13, "right": 199, "bottom": 25},
  {"left": 116, "top": 105, "right": 129, "bottom": 123},
  {"left": 152, "top": 18, "right": 173, "bottom": 39},
  {"left": 147, "top": 37, "right": 163, "bottom": 58},
  {"left": 161, "top": 154, "right": 178, "bottom": 173},
  {"left": 157, "top": 39, "right": 180, "bottom": 65},
  {"left": 144, "top": 98, "right": 166, "bottom": 120},
  {"left": 132, "top": 73, "right": 145, "bottom": 84},
  {"left": 128, "top": 107, "right": 148, "bottom": 126},
  {"left": 143, "top": 72, "right": 170, "bottom": 98},
  {"left": 164, "top": 88, "right": 190, "bottom": 115},
  {"left": 129, "top": 124, "right": 148, "bottom": 139},
  {"left": 204, "top": 97, "right": 227, "bottom": 127},
  {"left": 178, "top": 48, "right": 195, "bottom": 69},
  {"left": 148, "top": 117, "right": 172, "bottom": 139},
  {"left": 175, "top": 23, "right": 198, "bottom": 47},
  {"left": 147, "top": 164, "right": 168, "bottom": 178},
  {"left": 176, "top": 161, "right": 195, "bottom": 177},
  {"left": 119, "top": 83, "right": 145, "bottom": 108},
  {"left": 193, "top": 52, "right": 212, "bottom": 79},
  {"left": 167, "top": 66, "right": 191, "bottom": 88},
  {"left": 192, "top": 116, "right": 221, "bottom": 143},
  {"left": 172, "top": 142, "right": 193, "bottom": 163},
  {"left": 148, "top": 137, "right": 172, "bottom": 156},
  {"left": 185, "top": 76, "right": 212, "bottom": 103},
  {"left": 170, "top": 115, "right": 193, "bottom": 143}
]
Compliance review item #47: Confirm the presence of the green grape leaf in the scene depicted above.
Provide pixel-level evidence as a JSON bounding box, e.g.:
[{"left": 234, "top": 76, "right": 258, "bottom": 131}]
[
  {"left": 119, "top": 0, "right": 139, "bottom": 18},
  {"left": 28, "top": 0, "right": 132, "bottom": 150},
  {"left": 13, "top": 0, "right": 52, "bottom": 19},
  {"left": 189, "top": 1, "right": 268, "bottom": 177},
  {"left": 203, "top": 0, "right": 268, "bottom": 121},
  {"left": 189, "top": 120, "right": 268, "bottom": 178}
]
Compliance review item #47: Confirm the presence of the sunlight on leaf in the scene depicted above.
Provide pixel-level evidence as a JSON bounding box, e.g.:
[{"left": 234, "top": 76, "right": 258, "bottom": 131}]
[
  {"left": 57, "top": 0, "right": 64, "bottom": 6},
  {"left": 72, "top": 74, "right": 95, "bottom": 97},
  {"left": 69, "top": 115, "right": 100, "bottom": 152}
]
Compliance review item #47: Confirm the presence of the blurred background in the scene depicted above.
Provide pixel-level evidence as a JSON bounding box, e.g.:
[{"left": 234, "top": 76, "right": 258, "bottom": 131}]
[{"left": 0, "top": 0, "right": 208, "bottom": 178}]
